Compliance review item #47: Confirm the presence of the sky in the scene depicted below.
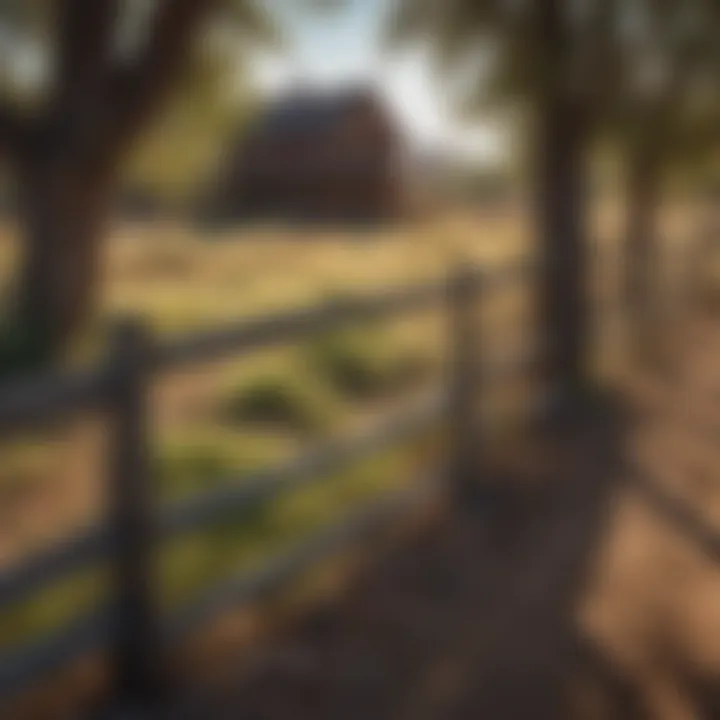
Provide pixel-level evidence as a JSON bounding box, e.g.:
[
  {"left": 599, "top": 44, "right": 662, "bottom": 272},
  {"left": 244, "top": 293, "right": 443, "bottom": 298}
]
[{"left": 251, "top": 0, "right": 504, "bottom": 165}]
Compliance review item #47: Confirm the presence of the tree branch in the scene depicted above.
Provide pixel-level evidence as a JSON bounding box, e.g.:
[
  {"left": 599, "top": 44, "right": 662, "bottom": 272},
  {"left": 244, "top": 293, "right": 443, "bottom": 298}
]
[
  {"left": 53, "top": 0, "right": 121, "bottom": 111},
  {"left": 42, "top": 0, "right": 121, "bottom": 161},
  {"left": 107, "top": 0, "right": 218, "bottom": 155},
  {"left": 0, "top": 99, "right": 29, "bottom": 164}
]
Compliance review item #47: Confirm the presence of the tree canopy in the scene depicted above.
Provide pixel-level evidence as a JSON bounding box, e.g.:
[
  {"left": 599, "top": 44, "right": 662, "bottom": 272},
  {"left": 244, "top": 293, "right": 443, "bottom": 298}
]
[
  {"left": 0, "top": 1, "right": 283, "bottom": 370},
  {"left": 0, "top": 1, "right": 273, "bottom": 198}
]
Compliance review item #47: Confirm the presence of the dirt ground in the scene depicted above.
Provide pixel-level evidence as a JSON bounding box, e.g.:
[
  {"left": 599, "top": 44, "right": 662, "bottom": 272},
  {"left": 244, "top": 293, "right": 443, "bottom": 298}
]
[
  {"left": 155, "top": 314, "right": 720, "bottom": 720},
  {"left": 12, "top": 315, "right": 720, "bottom": 719}
]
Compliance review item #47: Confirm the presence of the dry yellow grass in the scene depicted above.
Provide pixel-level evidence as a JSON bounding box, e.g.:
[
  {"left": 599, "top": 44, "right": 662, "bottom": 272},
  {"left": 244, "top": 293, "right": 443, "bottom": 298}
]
[
  {"left": 0, "top": 200, "right": 700, "bottom": 562},
  {"left": 0, "top": 210, "right": 525, "bottom": 332},
  {"left": 0, "top": 200, "right": 712, "bottom": 715},
  {"left": 0, "top": 210, "right": 525, "bottom": 660},
  {"left": 0, "top": 202, "right": 659, "bottom": 570}
]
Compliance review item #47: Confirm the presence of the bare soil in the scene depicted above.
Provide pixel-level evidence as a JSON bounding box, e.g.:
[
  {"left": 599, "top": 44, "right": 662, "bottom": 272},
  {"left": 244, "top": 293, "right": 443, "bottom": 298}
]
[{"left": 165, "top": 316, "right": 720, "bottom": 720}]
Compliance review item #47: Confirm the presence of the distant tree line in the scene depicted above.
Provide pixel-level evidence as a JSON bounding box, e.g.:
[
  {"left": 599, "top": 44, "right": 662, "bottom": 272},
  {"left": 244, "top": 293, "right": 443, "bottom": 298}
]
[{"left": 390, "top": 0, "right": 720, "bottom": 404}]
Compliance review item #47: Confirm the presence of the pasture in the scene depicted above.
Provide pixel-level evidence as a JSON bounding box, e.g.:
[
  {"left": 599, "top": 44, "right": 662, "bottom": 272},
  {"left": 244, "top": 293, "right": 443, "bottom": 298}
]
[
  {"left": 0, "top": 202, "right": 708, "bottom": 706},
  {"left": 0, "top": 210, "right": 529, "bottom": 653}
]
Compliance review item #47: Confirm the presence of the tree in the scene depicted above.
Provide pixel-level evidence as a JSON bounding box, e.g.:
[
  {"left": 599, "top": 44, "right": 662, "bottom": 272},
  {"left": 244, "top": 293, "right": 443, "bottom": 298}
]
[
  {"left": 0, "top": 0, "right": 272, "bottom": 372},
  {"left": 124, "top": 26, "right": 258, "bottom": 211},
  {"left": 389, "top": 0, "right": 621, "bottom": 406},
  {"left": 606, "top": 0, "right": 720, "bottom": 365}
]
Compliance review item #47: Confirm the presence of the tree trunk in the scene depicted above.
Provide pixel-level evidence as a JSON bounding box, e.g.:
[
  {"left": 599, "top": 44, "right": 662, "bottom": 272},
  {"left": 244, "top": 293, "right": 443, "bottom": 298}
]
[
  {"left": 535, "top": 93, "right": 591, "bottom": 407},
  {"left": 624, "top": 147, "right": 661, "bottom": 366},
  {"left": 3, "top": 158, "right": 115, "bottom": 372}
]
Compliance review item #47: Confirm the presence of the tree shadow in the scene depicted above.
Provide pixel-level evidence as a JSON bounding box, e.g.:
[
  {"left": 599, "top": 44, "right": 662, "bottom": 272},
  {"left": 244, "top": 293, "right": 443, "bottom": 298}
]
[{"left": 173, "top": 392, "right": 720, "bottom": 719}]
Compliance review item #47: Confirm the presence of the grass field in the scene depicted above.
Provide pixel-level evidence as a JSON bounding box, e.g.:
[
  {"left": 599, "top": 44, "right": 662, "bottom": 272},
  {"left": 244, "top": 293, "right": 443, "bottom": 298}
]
[
  {"left": 0, "top": 210, "right": 533, "bottom": 653},
  {"left": 0, "top": 201, "right": 707, "bottom": 668},
  {"left": 1, "top": 197, "right": 714, "bottom": 716}
]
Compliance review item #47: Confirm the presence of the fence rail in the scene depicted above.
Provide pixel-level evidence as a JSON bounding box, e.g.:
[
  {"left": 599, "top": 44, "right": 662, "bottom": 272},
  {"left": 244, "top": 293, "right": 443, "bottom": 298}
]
[
  {"left": 0, "top": 368, "right": 109, "bottom": 434},
  {"left": 154, "top": 278, "right": 450, "bottom": 371},
  {"left": 0, "top": 262, "right": 529, "bottom": 710}
]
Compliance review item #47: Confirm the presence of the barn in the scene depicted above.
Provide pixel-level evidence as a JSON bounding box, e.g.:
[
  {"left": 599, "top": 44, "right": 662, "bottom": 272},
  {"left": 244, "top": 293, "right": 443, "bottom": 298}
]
[{"left": 208, "top": 87, "right": 404, "bottom": 224}]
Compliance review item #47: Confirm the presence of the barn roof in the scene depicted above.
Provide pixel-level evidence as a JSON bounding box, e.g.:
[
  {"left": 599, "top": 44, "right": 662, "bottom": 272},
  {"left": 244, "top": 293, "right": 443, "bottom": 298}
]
[{"left": 246, "top": 86, "right": 383, "bottom": 141}]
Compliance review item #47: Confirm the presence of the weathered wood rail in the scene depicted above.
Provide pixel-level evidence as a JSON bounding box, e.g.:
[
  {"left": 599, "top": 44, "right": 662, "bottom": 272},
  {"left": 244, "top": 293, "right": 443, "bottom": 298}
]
[{"left": 0, "top": 262, "right": 532, "bottom": 711}]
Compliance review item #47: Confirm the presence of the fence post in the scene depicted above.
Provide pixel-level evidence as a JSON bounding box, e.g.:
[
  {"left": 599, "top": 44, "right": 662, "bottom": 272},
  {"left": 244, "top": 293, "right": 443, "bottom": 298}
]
[
  {"left": 448, "top": 264, "right": 482, "bottom": 497},
  {"left": 107, "top": 318, "right": 164, "bottom": 714}
]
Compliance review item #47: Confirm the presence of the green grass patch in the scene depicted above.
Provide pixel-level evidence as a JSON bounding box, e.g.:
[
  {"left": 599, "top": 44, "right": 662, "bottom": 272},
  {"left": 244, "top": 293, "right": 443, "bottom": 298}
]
[
  {"left": 0, "top": 569, "right": 106, "bottom": 653},
  {"left": 307, "top": 327, "right": 436, "bottom": 401},
  {"left": 0, "top": 417, "right": 438, "bottom": 656},
  {"left": 155, "top": 427, "right": 290, "bottom": 500},
  {"left": 219, "top": 370, "right": 339, "bottom": 434},
  {"left": 159, "top": 443, "right": 417, "bottom": 607}
]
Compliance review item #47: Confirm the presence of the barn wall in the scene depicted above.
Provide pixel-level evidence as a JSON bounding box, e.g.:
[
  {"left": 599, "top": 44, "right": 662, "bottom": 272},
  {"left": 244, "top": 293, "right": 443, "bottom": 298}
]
[{"left": 209, "top": 93, "right": 405, "bottom": 224}]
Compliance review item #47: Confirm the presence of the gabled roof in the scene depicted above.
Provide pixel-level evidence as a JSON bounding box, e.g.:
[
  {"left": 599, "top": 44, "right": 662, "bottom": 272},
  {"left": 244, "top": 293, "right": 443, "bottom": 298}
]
[{"left": 246, "top": 86, "right": 384, "bottom": 141}]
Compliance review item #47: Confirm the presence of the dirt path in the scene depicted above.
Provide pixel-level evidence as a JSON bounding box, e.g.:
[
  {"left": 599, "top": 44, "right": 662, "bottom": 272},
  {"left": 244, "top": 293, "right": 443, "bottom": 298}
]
[
  {"left": 166, "top": 318, "right": 720, "bottom": 720},
  {"left": 170, "top": 411, "right": 625, "bottom": 718},
  {"left": 581, "top": 318, "right": 720, "bottom": 719}
]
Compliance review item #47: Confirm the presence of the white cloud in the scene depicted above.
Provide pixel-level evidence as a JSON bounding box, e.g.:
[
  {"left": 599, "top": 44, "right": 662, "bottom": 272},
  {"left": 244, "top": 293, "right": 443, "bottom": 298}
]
[
  {"left": 248, "top": 3, "right": 506, "bottom": 166},
  {"left": 379, "top": 49, "right": 503, "bottom": 163},
  {"left": 250, "top": 48, "right": 505, "bottom": 165}
]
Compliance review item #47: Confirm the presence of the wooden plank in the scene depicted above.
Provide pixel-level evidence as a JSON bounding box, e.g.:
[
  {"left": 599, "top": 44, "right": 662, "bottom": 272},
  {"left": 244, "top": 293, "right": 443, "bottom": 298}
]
[
  {"left": 168, "top": 478, "right": 439, "bottom": 641},
  {"left": 448, "top": 265, "right": 483, "bottom": 492},
  {"left": 0, "top": 263, "right": 523, "bottom": 434},
  {"left": 0, "top": 262, "right": 539, "bottom": 704},
  {"left": 162, "top": 392, "right": 447, "bottom": 538},
  {"left": 0, "top": 368, "right": 109, "bottom": 436},
  {"left": 0, "top": 393, "right": 445, "bottom": 619},
  {"left": 154, "top": 279, "right": 449, "bottom": 371},
  {"left": 0, "top": 605, "right": 110, "bottom": 700},
  {"left": 0, "top": 527, "right": 107, "bottom": 610},
  {"left": 105, "top": 320, "right": 165, "bottom": 707}
]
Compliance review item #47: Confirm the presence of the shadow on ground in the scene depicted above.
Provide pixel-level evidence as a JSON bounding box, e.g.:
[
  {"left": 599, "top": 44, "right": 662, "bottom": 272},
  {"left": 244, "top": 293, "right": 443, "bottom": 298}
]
[{"left": 162, "top": 389, "right": 720, "bottom": 720}]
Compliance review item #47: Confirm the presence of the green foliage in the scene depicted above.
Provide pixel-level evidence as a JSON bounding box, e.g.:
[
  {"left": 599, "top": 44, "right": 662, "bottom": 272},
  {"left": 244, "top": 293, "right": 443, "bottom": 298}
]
[
  {"left": 0, "top": 321, "right": 53, "bottom": 379},
  {"left": 309, "top": 329, "right": 391, "bottom": 398},
  {"left": 308, "top": 327, "right": 435, "bottom": 400},
  {"left": 0, "top": 570, "right": 105, "bottom": 652},
  {"left": 155, "top": 428, "right": 286, "bottom": 499},
  {"left": 386, "top": 0, "right": 536, "bottom": 114},
  {"left": 0, "top": 436, "right": 422, "bottom": 650},
  {"left": 220, "top": 370, "right": 338, "bottom": 434},
  {"left": 0, "top": 1, "right": 273, "bottom": 205},
  {"left": 388, "top": 0, "right": 720, "bottom": 157},
  {"left": 123, "top": 35, "right": 258, "bottom": 206},
  {"left": 159, "top": 443, "right": 413, "bottom": 606}
]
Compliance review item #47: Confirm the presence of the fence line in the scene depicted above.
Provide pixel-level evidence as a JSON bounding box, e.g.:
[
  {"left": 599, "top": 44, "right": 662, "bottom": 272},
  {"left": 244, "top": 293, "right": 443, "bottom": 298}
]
[
  {"left": 168, "top": 478, "right": 438, "bottom": 642},
  {"left": 0, "top": 262, "right": 529, "bottom": 709},
  {"left": 154, "top": 278, "right": 449, "bottom": 372},
  {"left": 0, "top": 368, "right": 109, "bottom": 434}
]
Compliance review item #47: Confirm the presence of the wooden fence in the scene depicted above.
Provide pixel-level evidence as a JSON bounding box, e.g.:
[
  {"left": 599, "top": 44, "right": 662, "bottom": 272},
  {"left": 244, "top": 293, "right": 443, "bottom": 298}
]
[{"left": 0, "top": 262, "right": 530, "bottom": 712}]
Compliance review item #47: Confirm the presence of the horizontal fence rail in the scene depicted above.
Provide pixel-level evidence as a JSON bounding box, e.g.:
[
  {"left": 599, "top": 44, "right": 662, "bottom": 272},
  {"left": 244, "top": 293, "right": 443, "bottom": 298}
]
[
  {"left": 154, "top": 278, "right": 450, "bottom": 372},
  {"left": 0, "top": 607, "right": 110, "bottom": 697},
  {"left": 0, "top": 261, "right": 531, "bottom": 435},
  {"left": 0, "top": 480, "right": 438, "bottom": 698},
  {"left": 162, "top": 391, "right": 447, "bottom": 538},
  {"left": 0, "top": 261, "right": 534, "bottom": 709},
  {"left": 0, "top": 368, "right": 109, "bottom": 435},
  {"left": 0, "top": 527, "right": 108, "bottom": 610},
  {"left": 169, "top": 479, "right": 438, "bottom": 641},
  {"left": 0, "top": 394, "right": 446, "bottom": 613}
]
